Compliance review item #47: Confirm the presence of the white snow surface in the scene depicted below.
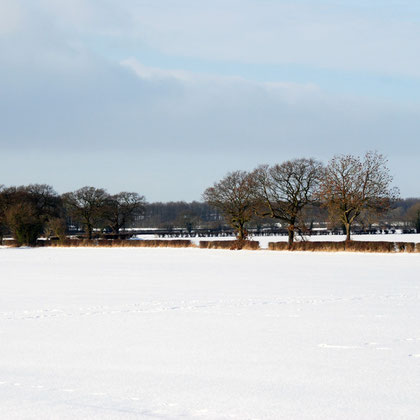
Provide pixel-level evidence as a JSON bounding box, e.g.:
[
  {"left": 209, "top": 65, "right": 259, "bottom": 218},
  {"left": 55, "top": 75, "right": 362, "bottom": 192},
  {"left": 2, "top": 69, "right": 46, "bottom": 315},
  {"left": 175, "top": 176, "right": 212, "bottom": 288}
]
[{"left": 1, "top": 247, "right": 420, "bottom": 419}]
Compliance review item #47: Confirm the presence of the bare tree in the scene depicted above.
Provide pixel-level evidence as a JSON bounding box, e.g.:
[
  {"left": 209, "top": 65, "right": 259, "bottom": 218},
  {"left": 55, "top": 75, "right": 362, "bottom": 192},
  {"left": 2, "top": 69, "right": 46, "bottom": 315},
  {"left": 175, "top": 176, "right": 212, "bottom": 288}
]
[
  {"left": 320, "top": 151, "right": 398, "bottom": 241},
  {"left": 203, "top": 170, "right": 255, "bottom": 240},
  {"left": 252, "top": 158, "right": 324, "bottom": 246},
  {"left": 25, "top": 184, "right": 62, "bottom": 220},
  {"left": 62, "top": 187, "right": 109, "bottom": 239},
  {"left": 105, "top": 192, "right": 146, "bottom": 235}
]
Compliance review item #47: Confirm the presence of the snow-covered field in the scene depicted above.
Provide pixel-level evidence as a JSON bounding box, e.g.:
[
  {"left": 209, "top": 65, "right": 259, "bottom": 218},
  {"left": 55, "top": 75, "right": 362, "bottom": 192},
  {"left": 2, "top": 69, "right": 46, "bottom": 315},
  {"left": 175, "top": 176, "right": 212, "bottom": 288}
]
[{"left": 1, "top": 247, "right": 420, "bottom": 419}]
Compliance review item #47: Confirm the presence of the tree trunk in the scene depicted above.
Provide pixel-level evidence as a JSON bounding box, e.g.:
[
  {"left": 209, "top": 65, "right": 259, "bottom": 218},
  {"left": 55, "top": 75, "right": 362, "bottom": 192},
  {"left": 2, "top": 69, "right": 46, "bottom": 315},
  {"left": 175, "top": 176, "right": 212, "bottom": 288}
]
[
  {"left": 87, "top": 224, "right": 93, "bottom": 240},
  {"left": 345, "top": 223, "right": 351, "bottom": 241},
  {"left": 112, "top": 224, "right": 120, "bottom": 236},
  {"left": 288, "top": 225, "right": 295, "bottom": 248},
  {"left": 237, "top": 224, "right": 244, "bottom": 240}
]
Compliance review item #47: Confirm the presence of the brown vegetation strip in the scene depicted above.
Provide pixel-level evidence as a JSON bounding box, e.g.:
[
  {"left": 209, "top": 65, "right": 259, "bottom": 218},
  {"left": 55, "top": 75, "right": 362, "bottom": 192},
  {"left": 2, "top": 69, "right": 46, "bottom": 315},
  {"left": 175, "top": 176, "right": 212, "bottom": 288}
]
[
  {"left": 3, "top": 238, "right": 419, "bottom": 252},
  {"left": 268, "top": 241, "right": 418, "bottom": 253},
  {"left": 199, "top": 240, "right": 260, "bottom": 250},
  {"left": 38, "top": 239, "right": 193, "bottom": 248}
]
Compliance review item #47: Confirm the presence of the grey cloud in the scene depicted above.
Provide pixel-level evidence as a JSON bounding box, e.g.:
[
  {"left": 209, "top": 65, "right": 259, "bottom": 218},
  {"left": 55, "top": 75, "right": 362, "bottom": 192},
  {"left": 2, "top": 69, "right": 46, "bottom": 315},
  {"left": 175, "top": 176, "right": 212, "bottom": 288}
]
[
  {"left": 71, "top": 0, "right": 420, "bottom": 77},
  {"left": 2, "top": 51, "right": 419, "bottom": 159},
  {"left": 4, "top": 1, "right": 420, "bottom": 77},
  {"left": 0, "top": 0, "right": 418, "bottom": 200}
]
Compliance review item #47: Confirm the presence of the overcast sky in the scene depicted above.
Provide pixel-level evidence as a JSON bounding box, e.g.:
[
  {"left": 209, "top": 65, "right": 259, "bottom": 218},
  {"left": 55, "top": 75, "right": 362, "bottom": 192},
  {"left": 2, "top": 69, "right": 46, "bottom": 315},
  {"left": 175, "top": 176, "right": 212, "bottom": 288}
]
[{"left": 1, "top": 0, "right": 419, "bottom": 201}]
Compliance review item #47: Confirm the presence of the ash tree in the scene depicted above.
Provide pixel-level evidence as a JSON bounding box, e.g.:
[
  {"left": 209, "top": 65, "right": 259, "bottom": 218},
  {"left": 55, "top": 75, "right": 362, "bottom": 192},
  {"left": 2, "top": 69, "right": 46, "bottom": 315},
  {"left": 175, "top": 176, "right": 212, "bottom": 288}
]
[
  {"left": 320, "top": 151, "right": 398, "bottom": 241},
  {"left": 203, "top": 170, "right": 256, "bottom": 240},
  {"left": 62, "top": 186, "right": 109, "bottom": 239},
  {"left": 252, "top": 158, "right": 324, "bottom": 246},
  {"left": 104, "top": 192, "right": 146, "bottom": 235}
]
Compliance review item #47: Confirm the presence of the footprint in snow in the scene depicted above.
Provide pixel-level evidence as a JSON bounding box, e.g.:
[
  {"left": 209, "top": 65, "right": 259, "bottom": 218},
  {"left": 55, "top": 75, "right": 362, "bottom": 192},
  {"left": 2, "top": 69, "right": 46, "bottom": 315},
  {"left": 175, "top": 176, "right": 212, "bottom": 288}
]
[{"left": 318, "top": 343, "right": 362, "bottom": 349}]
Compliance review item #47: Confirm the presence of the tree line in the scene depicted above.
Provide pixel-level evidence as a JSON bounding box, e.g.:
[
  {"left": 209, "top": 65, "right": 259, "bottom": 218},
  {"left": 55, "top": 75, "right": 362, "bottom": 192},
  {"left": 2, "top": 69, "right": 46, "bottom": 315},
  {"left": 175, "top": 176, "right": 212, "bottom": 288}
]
[
  {"left": 0, "top": 186, "right": 145, "bottom": 246},
  {"left": 1, "top": 151, "right": 419, "bottom": 246},
  {"left": 203, "top": 151, "right": 401, "bottom": 244}
]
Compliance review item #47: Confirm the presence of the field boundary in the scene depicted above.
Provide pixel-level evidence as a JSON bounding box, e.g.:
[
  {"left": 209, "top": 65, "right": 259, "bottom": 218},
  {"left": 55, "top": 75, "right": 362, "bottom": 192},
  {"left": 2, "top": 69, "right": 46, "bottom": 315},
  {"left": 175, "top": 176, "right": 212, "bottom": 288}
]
[{"left": 1, "top": 238, "right": 420, "bottom": 253}]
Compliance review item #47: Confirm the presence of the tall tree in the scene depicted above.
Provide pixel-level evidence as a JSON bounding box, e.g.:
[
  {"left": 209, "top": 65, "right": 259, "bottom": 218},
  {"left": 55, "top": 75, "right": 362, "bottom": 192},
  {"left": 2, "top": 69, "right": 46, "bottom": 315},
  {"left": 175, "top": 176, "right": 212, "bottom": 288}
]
[
  {"left": 252, "top": 158, "right": 324, "bottom": 246},
  {"left": 105, "top": 192, "right": 146, "bottom": 235},
  {"left": 320, "top": 151, "right": 398, "bottom": 241},
  {"left": 203, "top": 170, "right": 255, "bottom": 240},
  {"left": 62, "top": 187, "right": 109, "bottom": 239}
]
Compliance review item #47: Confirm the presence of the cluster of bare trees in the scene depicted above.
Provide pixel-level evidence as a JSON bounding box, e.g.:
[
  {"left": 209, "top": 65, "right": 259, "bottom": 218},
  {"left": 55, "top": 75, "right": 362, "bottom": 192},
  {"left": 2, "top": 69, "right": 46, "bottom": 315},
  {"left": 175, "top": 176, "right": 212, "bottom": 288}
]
[
  {"left": 203, "top": 152, "right": 399, "bottom": 245},
  {"left": 63, "top": 187, "right": 145, "bottom": 239},
  {"left": 0, "top": 185, "right": 145, "bottom": 246}
]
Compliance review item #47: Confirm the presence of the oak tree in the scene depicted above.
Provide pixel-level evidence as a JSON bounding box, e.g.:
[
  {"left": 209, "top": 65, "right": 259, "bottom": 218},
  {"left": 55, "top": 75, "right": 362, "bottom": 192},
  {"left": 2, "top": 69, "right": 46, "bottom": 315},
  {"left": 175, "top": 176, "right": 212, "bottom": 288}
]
[
  {"left": 62, "top": 186, "right": 109, "bottom": 239},
  {"left": 105, "top": 192, "right": 146, "bottom": 235},
  {"left": 320, "top": 151, "right": 398, "bottom": 240},
  {"left": 252, "top": 158, "right": 323, "bottom": 246},
  {"left": 203, "top": 170, "right": 255, "bottom": 240}
]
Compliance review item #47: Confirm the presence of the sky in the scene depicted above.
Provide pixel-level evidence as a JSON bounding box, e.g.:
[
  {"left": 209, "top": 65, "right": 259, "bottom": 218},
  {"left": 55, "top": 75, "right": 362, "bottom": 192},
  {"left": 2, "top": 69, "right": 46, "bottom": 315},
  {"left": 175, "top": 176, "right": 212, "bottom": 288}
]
[{"left": 0, "top": 0, "right": 419, "bottom": 201}]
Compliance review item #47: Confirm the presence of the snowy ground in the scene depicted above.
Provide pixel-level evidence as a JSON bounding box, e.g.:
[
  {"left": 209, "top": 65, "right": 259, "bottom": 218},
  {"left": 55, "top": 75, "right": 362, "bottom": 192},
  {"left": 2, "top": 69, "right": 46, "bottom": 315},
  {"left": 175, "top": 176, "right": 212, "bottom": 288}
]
[
  {"left": 1, "top": 247, "right": 420, "bottom": 419},
  {"left": 135, "top": 233, "right": 420, "bottom": 249}
]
